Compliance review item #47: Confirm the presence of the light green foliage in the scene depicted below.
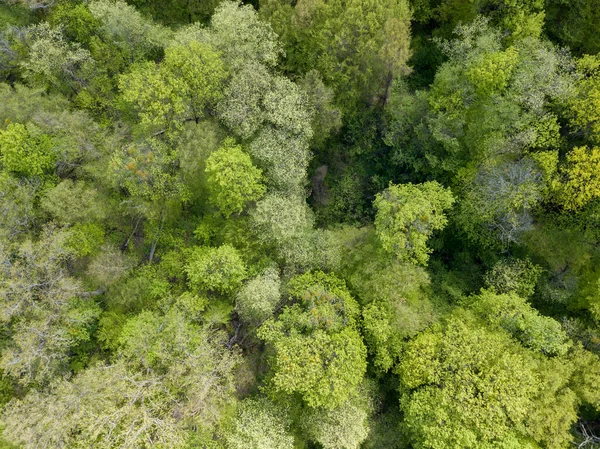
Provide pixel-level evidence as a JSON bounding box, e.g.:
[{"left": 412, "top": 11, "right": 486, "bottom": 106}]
[
  {"left": 301, "top": 388, "right": 373, "bottom": 449},
  {"left": 568, "top": 344, "right": 600, "bottom": 410},
  {"left": 162, "top": 41, "right": 227, "bottom": 121},
  {"left": 235, "top": 267, "right": 281, "bottom": 324},
  {"left": 41, "top": 179, "right": 108, "bottom": 224},
  {"left": 250, "top": 194, "right": 315, "bottom": 266},
  {"left": 554, "top": 146, "right": 600, "bottom": 210},
  {"left": 110, "top": 138, "right": 189, "bottom": 202},
  {"left": 224, "top": 397, "right": 295, "bottom": 449},
  {"left": 205, "top": 138, "right": 266, "bottom": 217},
  {"left": 471, "top": 290, "right": 570, "bottom": 356},
  {"left": 66, "top": 222, "right": 105, "bottom": 257},
  {"left": 217, "top": 62, "right": 271, "bottom": 139},
  {"left": 397, "top": 313, "right": 550, "bottom": 449},
  {"left": 20, "top": 23, "right": 94, "bottom": 94},
  {"left": 0, "top": 122, "right": 55, "bottom": 177},
  {"left": 484, "top": 258, "right": 542, "bottom": 298},
  {"left": 248, "top": 127, "right": 311, "bottom": 195},
  {"left": 263, "top": 76, "right": 313, "bottom": 139},
  {"left": 88, "top": 0, "right": 171, "bottom": 62},
  {"left": 465, "top": 46, "right": 519, "bottom": 96},
  {"left": 185, "top": 244, "right": 247, "bottom": 295},
  {"left": 207, "top": 0, "right": 283, "bottom": 70},
  {"left": 298, "top": 70, "right": 342, "bottom": 146},
  {"left": 2, "top": 317, "right": 240, "bottom": 449},
  {"left": 569, "top": 56, "right": 600, "bottom": 141},
  {"left": 119, "top": 42, "right": 226, "bottom": 129},
  {"left": 0, "top": 226, "right": 100, "bottom": 385},
  {"left": 258, "top": 271, "right": 366, "bottom": 409},
  {"left": 0, "top": 173, "right": 38, "bottom": 239},
  {"left": 336, "top": 227, "right": 435, "bottom": 371},
  {"left": 374, "top": 181, "right": 454, "bottom": 265}
]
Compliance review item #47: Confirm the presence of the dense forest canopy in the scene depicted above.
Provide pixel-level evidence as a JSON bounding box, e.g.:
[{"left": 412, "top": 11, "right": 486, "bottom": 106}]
[{"left": 0, "top": 0, "right": 600, "bottom": 447}]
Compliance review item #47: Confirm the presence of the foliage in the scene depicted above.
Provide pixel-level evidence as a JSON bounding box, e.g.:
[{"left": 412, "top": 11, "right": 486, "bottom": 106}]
[
  {"left": 258, "top": 271, "right": 366, "bottom": 409},
  {"left": 374, "top": 181, "right": 455, "bottom": 265},
  {"left": 396, "top": 311, "right": 580, "bottom": 449},
  {"left": 119, "top": 41, "right": 226, "bottom": 130},
  {"left": 235, "top": 267, "right": 281, "bottom": 324},
  {"left": 554, "top": 146, "right": 600, "bottom": 210},
  {"left": 223, "top": 397, "right": 295, "bottom": 449},
  {"left": 483, "top": 258, "right": 542, "bottom": 298},
  {"left": 205, "top": 138, "right": 266, "bottom": 217},
  {"left": 2, "top": 317, "right": 240, "bottom": 448},
  {"left": 1, "top": 0, "right": 600, "bottom": 446},
  {"left": 185, "top": 244, "right": 247, "bottom": 295},
  {"left": 0, "top": 122, "right": 55, "bottom": 178}
]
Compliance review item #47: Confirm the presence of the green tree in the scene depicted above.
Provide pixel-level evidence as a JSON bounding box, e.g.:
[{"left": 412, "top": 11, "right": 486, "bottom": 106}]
[
  {"left": 374, "top": 181, "right": 454, "bottom": 265},
  {"left": 301, "top": 387, "right": 373, "bottom": 449},
  {"left": 2, "top": 312, "right": 240, "bottom": 448},
  {"left": 205, "top": 138, "right": 266, "bottom": 217},
  {"left": 263, "top": 0, "right": 412, "bottom": 111},
  {"left": 545, "top": 0, "right": 600, "bottom": 55},
  {"left": 258, "top": 271, "right": 367, "bottom": 409},
  {"left": 470, "top": 289, "right": 570, "bottom": 356},
  {"left": 0, "top": 122, "right": 55, "bottom": 178},
  {"left": 88, "top": 0, "right": 171, "bottom": 63},
  {"left": 483, "top": 258, "right": 542, "bottom": 298},
  {"left": 235, "top": 267, "right": 281, "bottom": 324},
  {"left": 554, "top": 146, "right": 600, "bottom": 211},
  {"left": 19, "top": 23, "right": 94, "bottom": 95},
  {"left": 223, "top": 397, "right": 295, "bottom": 449},
  {"left": 250, "top": 193, "right": 315, "bottom": 266},
  {"left": 396, "top": 312, "right": 576, "bottom": 449},
  {"left": 185, "top": 244, "right": 247, "bottom": 295},
  {"left": 110, "top": 138, "right": 189, "bottom": 203},
  {"left": 0, "top": 226, "right": 100, "bottom": 385},
  {"left": 119, "top": 41, "right": 226, "bottom": 130}
]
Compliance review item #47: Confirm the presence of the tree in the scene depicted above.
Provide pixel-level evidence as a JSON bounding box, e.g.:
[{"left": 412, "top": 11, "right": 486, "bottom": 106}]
[
  {"left": 262, "top": 0, "right": 412, "bottom": 111},
  {"left": 19, "top": 23, "right": 94, "bottom": 95},
  {"left": 258, "top": 271, "right": 367, "bottom": 409},
  {"left": 554, "top": 146, "right": 600, "bottom": 211},
  {"left": 250, "top": 193, "right": 315, "bottom": 266},
  {"left": 413, "top": 0, "right": 545, "bottom": 41},
  {"left": 396, "top": 311, "right": 578, "bottom": 449},
  {"left": 0, "top": 122, "right": 55, "bottom": 178},
  {"left": 40, "top": 179, "right": 109, "bottom": 225},
  {"left": 88, "top": 0, "right": 171, "bottom": 63},
  {"left": 110, "top": 138, "right": 189, "bottom": 203},
  {"left": 2, "top": 312, "right": 240, "bottom": 448},
  {"left": 235, "top": 267, "right": 281, "bottom": 324},
  {"left": 483, "top": 258, "right": 542, "bottom": 298},
  {"left": 569, "top": 55, "right": 600, "bottom": 145},
  {"left": 0, "top": 172, "right": 38, "bottom": 239},
  {"left": 205, "top": 138, "right": 266, "bottom": 217},
  {"left": 207, "top": 0, "right": 283, "bottom": 70},
  {"left": 456, "top": 157, "right": 547, "bottom": 247},
  {"left": 386, "top": 18, "right": 572, "bottom": 178},
  {"left": 223, "top": 397, "right": 295, "bottom": 449},
  {"left": 0, "top": 226, "right": 100, "bottom": 385},
  {"left": 301, "top": 388, "right": 373, "bottom": 449},
  {"left": 185, "top": 244, "right": 247, "bottom": 295},
  {"left": 470, "top": 289, "right": 570, "bottom": 356},
  {"left": 119, "top": 41, "right": 226, "bottom": 130},
  {"left": 545, "top": 0, "right": 600, "bottom": 55},
  {"left": 374, "top": 181, "right": 454, "bottom": 265}
]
